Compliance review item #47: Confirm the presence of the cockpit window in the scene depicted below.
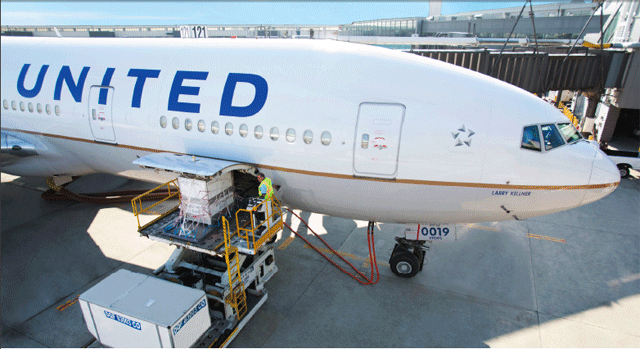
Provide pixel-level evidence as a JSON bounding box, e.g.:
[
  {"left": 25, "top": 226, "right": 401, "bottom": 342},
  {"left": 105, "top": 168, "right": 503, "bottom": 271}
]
[
  {"left": 557, "top": 123, "right": 582, "bottom": 144},
  {"left": 521, "top": 125, "right": 541, "bottom": 151},
  {"left": 541, "top": 124, "right": 565, "bottom": 151}
]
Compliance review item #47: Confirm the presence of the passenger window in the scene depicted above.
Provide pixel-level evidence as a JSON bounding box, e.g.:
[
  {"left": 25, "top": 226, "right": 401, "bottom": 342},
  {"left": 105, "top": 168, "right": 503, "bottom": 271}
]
[
  {"left": 254, "top": 125, "right": 264, "bottom": 139},
  {"left": 303, "top": 130, "right": 313, "bottom": 144},
  {"left": 521, "top": 126, "right": 541, "bottom": 151},
  {"left": 541, "top": 124, "right": 565, "bottom": 150},
  {"left": 557, "top": 123, "right": 582, "bottom": 143},
  {"left": 286, "top": 128, "right": 296, "bottom": 143},
  {"left": 270, "top": 127, "right": 279, "bottom": 141}
]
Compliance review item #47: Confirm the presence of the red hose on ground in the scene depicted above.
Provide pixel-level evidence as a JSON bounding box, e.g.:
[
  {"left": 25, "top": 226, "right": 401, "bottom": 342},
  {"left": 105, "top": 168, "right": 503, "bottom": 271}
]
[{"left": 283, "top": 208, "right": 379, "bottom": 285}]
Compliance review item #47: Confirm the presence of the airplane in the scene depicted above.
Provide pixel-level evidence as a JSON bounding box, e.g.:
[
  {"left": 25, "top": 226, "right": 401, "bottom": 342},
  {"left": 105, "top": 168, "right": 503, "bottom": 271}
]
[{"left": 1, "top": 36, "right": 620, "bottom": 277}]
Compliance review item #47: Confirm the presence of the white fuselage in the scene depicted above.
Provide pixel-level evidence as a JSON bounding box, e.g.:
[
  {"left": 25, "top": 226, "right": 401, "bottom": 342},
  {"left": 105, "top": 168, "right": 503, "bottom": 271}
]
[{"left": 1, "top": 37, "right": 620, "bottom": 223}]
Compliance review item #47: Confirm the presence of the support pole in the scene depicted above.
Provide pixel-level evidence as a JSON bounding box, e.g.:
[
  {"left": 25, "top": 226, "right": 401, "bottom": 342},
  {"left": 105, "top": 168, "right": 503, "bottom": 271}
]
[{"left": 489, "top": 0, "right": 528, "bottom": 76}]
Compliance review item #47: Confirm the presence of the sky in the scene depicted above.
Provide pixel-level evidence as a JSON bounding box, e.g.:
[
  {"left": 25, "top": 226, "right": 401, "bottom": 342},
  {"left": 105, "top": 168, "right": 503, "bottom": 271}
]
[{"left": 1, "top": 1, "right": 573, "bottom": 26}]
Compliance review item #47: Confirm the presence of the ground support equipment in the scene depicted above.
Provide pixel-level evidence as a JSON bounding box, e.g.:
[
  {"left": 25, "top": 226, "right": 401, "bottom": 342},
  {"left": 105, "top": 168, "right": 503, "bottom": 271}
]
[
  {"left": 79, "top": 154, "right": 284, "bottom": 347},
  {"left": 129, "top": 173, "right": 283, "bottom": 347}
]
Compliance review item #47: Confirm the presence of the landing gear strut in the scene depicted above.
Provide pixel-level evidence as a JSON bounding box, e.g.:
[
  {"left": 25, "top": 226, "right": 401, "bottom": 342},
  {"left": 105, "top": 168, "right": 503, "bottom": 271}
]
[{"left": 389, "top": 237, "right": 429, "bottom": 278}]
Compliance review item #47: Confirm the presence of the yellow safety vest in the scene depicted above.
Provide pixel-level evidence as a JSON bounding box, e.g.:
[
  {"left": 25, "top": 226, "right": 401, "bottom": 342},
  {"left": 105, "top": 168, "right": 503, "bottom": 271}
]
[{"left": 259, "top": 178, "right": 273, "bottom": 200}]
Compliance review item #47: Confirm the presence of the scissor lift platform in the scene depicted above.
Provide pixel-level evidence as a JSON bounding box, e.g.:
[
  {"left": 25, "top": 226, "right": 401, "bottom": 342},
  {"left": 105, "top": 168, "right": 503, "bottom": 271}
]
[
  {"left": 119, "top": 154, "right": 284, "bottom": 347},
  {"left": 138, "top": 203, "right": 283, "bottom": 256}
]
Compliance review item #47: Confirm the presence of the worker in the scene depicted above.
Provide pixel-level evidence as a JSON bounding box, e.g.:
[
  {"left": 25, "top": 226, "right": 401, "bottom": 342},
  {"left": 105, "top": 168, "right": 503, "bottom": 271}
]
[{"left": 257, "top": 173, "right": 273, "bottom": 200}]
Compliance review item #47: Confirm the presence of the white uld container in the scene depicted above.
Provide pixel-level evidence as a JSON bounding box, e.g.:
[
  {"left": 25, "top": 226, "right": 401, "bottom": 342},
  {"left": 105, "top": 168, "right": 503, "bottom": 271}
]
[
  {"left": 183, "top": 191, "right": 235, "bottom": 225},
  {"left": 79, "top": 269, "right": 211, "bottom": 348},
  {"left": 179, "top": 175, "right": 235, "bottom": 225},
  {"left": 178, "top": 174, "right": 233, "bottom": 200}
]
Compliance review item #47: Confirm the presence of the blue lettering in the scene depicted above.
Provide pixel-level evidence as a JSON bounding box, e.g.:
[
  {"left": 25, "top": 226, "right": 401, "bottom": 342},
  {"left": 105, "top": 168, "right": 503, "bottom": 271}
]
[
  {"left": 99, "top": 68, "right": 116, "bottom": 105},
  {"left": 127, "top": 69, "right": 160, "bottom": 108},
  {"left": 220, "top": 73, "right": 268, "bottom": 117},
  {"left": 54, "top": 66, "right": 90, "bottom": 102},
  {"left": 168, "top": 70, "right": 208, "bottom": 113},
  {"left": 17, "top": 64, "right": 49, "bottom": 98}
]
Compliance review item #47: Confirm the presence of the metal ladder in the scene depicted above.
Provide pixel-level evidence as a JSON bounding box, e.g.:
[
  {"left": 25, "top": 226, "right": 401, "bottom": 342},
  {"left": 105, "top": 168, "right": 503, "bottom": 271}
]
[{"left": 222, "top": 217, "right": 247, "bottom": 320}]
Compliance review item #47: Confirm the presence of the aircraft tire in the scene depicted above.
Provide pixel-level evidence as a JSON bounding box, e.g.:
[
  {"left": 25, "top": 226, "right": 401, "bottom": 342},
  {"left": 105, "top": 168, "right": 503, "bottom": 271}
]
[{"left": 390, "top": 250, "right": 419, "bottom": 278}]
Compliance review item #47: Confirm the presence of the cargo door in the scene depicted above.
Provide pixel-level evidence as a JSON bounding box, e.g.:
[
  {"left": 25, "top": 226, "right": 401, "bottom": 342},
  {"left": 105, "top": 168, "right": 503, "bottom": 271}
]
[
  {"left": 353, "top": 103, "right": 405, "bottom": 178},
  {"left": 88, "top": 86, "right": 116, "bottom": 143}
]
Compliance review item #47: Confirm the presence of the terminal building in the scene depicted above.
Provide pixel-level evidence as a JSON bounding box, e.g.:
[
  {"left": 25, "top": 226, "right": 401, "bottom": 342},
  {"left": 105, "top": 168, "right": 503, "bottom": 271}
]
[{"left": 2, "top": 0, "right": 638, "bottom": 151}]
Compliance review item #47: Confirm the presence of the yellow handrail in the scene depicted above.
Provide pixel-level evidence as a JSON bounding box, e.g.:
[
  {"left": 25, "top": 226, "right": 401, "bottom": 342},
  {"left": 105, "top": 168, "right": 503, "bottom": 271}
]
[
  {"left": 235, "top": 196, "right": 283, "bottom": 254},
  {"left": 558, "top": 101, "right": 579, "bottom": 129},
  {"left": 131, "top": 179, "right": 181, "bottom": 230}
]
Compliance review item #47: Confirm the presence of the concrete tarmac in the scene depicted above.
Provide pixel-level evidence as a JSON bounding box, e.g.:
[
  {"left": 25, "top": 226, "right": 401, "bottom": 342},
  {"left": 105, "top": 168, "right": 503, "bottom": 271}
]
[{"left": 1, "top": 171, "right": 639, "bottom": 347}]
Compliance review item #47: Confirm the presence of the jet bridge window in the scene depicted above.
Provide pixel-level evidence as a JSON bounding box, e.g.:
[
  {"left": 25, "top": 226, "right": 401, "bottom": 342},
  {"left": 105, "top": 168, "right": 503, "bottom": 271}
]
[
  {"left": 541, "top": 124, "right": 565, "bottom": 151},
  {"left": 521, "top": 125, "right": 541, "bottom": 151}
]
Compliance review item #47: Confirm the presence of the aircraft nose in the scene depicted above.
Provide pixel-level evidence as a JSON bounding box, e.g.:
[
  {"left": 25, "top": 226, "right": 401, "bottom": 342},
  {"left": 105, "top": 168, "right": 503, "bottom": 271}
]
[{"left": 582, "top": 146, "right": 620, "bottom": 205}]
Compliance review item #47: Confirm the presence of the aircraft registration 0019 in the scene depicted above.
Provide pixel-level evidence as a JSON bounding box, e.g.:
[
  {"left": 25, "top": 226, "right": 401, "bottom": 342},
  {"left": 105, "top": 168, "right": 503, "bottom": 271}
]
[{"left": 405, "top": 224, "right": 457, "bottom": 242}]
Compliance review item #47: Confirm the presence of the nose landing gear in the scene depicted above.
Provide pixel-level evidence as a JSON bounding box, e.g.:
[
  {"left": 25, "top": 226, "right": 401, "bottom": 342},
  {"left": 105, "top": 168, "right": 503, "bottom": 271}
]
[{"left": 389, "top": 237, "right": 429, "bottom": 278}]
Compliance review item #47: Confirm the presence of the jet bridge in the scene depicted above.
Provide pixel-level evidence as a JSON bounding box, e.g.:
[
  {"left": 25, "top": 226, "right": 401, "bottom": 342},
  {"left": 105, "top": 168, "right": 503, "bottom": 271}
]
[{"left": 80, "top": 153, "right": 283, "bottom": 348}]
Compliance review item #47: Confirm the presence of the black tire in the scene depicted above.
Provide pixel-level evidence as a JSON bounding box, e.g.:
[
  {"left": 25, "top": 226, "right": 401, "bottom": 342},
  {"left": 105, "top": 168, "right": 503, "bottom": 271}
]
[
  {"left": 617, "top": 164, "right": 630, "bottom": 178},
  {"left": 390, "top": 250, "right": 420, "bottom": 278}
]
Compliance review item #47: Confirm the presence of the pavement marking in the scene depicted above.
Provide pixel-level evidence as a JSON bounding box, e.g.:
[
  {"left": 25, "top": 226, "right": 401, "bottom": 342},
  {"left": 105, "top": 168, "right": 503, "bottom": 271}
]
[
  {"left": 57, "top": 294, "right": 80, "bottom": 311},
  {"left": 303, "top": 245, "right": 390, "bottom": 267},
  {"left": 526, "top": 233, "right": 566, "bottom": 243},
  {"left": 462, "top": 224, "right": 499, "bottom": 232},
  {"left": 277, "top": 235, "right": 296, "bottom": 250},
  {"left": 607, "top": 273, "right": 640, "bottom": 287}
]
